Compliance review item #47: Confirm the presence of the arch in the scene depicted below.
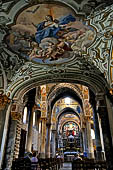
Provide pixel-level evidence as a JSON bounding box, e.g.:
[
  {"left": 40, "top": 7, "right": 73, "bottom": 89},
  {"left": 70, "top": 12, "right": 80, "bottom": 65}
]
[
  {"left": 56, "top": 107, "right": 81, "bottom": 121},
  {"left": 62, "top": 120, "right": 80, "bottom": 130},
  {"left": 49, "top": 87, "right": 83, "bottom": 111},
  {"left": 7, "top": 67, "right": 109, "bottom": 120},
  {"left": 59, "top": 119, "right": 80, "bottom": 133},
  {"left": 1, "top": 1, "right": 113, "bottom": 169},
  {"left": 48, "top": 83, "right": 83, "bottom": 100},
  {"left": 47, "top": 83, "right": 83, "bottom": 108}
]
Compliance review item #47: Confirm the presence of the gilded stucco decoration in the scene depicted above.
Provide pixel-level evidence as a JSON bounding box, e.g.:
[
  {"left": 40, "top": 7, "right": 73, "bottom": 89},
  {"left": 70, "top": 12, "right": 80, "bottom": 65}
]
[
  {"left": 47, "top": 83, "right": 83, "bottom": 104},
  {"left": 86, "top": 5, "right": 113, "bottom": 88},
  {"left": 0, "top": 0, "right": 112, "bottom": 98},
  {"left": 5, "top": 4, "right": 95, "bottom": 65},
  {"left": 0, "top": 94, "right": 10, "bottom": 110}
]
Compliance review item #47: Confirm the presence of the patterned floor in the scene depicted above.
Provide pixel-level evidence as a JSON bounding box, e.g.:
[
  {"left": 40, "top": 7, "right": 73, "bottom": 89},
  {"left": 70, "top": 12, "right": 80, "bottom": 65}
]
[{"left": 60, "top": 162, "right": 72, "bottom": 170}]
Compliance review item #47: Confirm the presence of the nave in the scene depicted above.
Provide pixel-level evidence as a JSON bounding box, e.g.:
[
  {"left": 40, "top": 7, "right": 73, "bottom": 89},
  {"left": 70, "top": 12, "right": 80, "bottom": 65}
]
[
  {"left": 0, "top": 0, "right": 113, "bottom": 170},
  {"left": 2, "top": 83, "right": 111, "bottom": 170}
]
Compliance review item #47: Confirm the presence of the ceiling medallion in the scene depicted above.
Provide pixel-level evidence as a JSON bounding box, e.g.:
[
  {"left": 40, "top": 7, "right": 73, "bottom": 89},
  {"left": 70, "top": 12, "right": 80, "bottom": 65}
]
[{"left": 5, "top": 3, "right": 95, "bottom": 65}]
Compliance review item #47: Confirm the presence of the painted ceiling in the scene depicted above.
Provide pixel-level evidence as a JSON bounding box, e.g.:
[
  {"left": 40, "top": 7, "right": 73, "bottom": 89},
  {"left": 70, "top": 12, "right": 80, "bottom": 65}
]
[
  {"left": 0, "top": 0, "right": 113, "bottom": 98},
  {"left": 6, "top": 3, "right": 95, "bottom": 65}
]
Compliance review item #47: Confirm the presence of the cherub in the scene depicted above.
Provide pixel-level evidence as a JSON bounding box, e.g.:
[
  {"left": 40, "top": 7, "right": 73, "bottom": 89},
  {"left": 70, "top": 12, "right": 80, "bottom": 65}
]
[{"left": 29, "top": 42, "right": 44, "bottom": 60}]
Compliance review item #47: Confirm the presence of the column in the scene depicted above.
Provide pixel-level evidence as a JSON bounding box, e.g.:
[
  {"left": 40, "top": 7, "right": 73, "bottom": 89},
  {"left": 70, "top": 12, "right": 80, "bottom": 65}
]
[
  {"left": 38, "top": 120, "right": 41, "bottom": 154},
  {"left": 105, "top": 95, "right": 113, "bottom": 146},
  {"left": 89, "top": 90, "right": 104, "bottom": 160},
  {"left": 36, "top": 116, "right": 40, "bottom": 153},
  {"left": 97, "top": 113, "right": 105, "bottom": 160},
  {"left": 93, "top": 109, "right": 104, "bottom": 160},
  {"left": 81, "top": 116, "right": 87, "bottom": 156},
  {"left": 86, "top": 118, "right": 94, "bottom": 159},
  {"left": 4, "top": 105, "right": 22, "bottom": 170},
  {"left": 81, "top": 128, "right": 87, "bottom": 155},
  {"left": 45, "top": 123, "right": 51, "bottom": 158},
  {"left": 97, "top": 95, "right": 113, "bottom": 170},
  {"left": 40, "top": 118, "right": 46, "bottom": 158},
  {"left": 0, "top": 94, "right": 11, "bottom": 169},
  {"left": 26, "top": 106, "right": 33, "bottom": 152},
  {"left": 0, "top": 95, "right": 10, "bottom": 148},
  {"left": 51, "top": 130, "right": 56, "bottom": 158}
]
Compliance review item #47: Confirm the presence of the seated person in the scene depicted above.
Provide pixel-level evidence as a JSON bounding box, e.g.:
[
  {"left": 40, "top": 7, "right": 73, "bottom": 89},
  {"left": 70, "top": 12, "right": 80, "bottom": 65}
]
[
  {"left": 31, "top": 152, "right": 38, "bottom": 170},
  {"left": 73, "top": 153, "right": 82, "bottom": 161}
]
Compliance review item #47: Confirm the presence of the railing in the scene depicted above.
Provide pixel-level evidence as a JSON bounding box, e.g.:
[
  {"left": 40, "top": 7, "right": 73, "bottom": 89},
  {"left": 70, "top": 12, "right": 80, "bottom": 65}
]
[
  {"left": 72, "top": 160, "right": 107, "bottom": 170},
  {"left": 11, "top": 157, "right": 63, "bottom": 170}
]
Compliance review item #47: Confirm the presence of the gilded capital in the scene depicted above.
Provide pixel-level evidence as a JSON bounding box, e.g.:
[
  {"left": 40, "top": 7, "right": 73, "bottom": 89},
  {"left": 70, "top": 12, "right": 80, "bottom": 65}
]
[
  {"left": 0, "top": 94, "right": 10, "bottom": 110},
  {"left": 40, "top": 117, "right": 47, "bottom": 121},
  {"left": 11, "top": 112, "right": 22, "bottom": 121}
]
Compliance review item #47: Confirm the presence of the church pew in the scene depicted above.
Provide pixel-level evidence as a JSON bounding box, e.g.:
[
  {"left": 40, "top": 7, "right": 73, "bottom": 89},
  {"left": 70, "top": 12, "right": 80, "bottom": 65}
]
[{"left": 72, "top": 160, "right": 106, "bottom": 170}]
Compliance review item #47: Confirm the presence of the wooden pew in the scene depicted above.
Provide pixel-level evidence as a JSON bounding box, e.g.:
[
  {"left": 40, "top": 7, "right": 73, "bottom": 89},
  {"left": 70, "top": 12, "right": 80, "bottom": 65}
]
[
  {"left": 72, "top": 159, "right": 107, "bottom": 170},
  {"left": 12, "top": 157, "right": 62, "bottom": 170}
]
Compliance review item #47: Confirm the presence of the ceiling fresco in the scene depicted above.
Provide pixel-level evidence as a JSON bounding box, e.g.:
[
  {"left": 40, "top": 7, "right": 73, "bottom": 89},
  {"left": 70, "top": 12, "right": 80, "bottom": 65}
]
[
  {"left": 5, "top": 3, "right": 95, "bottom": 64},
  {"left": 0, "top": 0, "right": 113, "bottom": 97}
]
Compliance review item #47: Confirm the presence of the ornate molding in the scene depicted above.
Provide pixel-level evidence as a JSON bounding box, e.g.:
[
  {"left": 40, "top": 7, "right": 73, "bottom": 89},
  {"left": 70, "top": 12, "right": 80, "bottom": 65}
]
[
  {"left": 86, "top": 4, "right": 113, "bottom": 87},
  {"left": 0, "top": 48, "right": 26, "bottom": 82},
  {"left": 0, "top": 0, "right": 110, "bottom": 99},
  {"left": 0, "top": 94, "right": 10, "bottom": 110},
  {"left": 10, "top": 101, "right": 23, "bottom": 120},
  {"left": 11, "top": 111, "right": 22, "bottom": 121}
]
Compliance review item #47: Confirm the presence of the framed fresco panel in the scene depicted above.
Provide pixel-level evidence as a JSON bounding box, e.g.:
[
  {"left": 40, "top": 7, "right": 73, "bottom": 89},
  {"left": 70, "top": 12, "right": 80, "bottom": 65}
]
[{"left": 5, "top": 3, "right": 95, "bottom": 65}]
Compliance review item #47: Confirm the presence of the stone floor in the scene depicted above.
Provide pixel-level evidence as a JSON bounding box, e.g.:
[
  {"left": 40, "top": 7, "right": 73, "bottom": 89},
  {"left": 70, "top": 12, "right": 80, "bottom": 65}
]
[{"left": 60, "top": 162, "right": 72, "bottom": 170}]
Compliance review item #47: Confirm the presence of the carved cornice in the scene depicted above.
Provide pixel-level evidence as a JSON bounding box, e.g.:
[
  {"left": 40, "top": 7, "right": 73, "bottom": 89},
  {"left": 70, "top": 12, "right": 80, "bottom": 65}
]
[{"left": 0, "top": 94, "right": 10, "bottom": 110}]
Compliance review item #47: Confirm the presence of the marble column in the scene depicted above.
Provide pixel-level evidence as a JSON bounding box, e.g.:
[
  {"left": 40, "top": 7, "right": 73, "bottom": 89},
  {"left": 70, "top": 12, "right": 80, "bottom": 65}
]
[
  {"left": 36, "top": 116, "right": 40, "bottom": 153},
  {"left": 97, "top": 96, "right": 113, "bottom": 170},
  {"left": 38, "top": 121, "right": 41, "bottom": 154},
  {"left": 4, "top": 109, "right": 22, "bottom": 170},
  {"left": 105, "top": 95, "right": 113, "bottom": 147},
  {"left": 89, "top": 90, "right": 104, "bottom": 160},
  {"left": 0, "top": 95, "right": 11, "bottom": 169},
  {"left": 45, "top": 123, "right": 51, "bottom": 158},
  {"left": 93, "top": 109, "right": 104, "bottom": 160},
  {"left": 0, "top": 95, "right": 10, "bottom": 149},
  {"left": 51, "top": 130, "right": 56, "bottom": 158},
  {"left": 82, "top": 128, "right": 87, "bottom": 155},
  {"left": 86, "top": 119, "right": 94, "bottom": 159},
  {"left": 26, "top": 106, "right": 33, "bottom": 152},
  {"left": 97, "top": 113, "right": 105, "bottom": 160},
  {"left": 40, "top": 118, "right": 46, "bottom": 158}
]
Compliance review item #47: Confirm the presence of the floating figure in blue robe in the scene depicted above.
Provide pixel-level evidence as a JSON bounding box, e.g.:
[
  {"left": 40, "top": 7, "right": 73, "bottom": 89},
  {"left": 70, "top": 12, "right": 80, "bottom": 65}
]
[{"left": 34, "top": 14, "right": 76, "bottom": 44}]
